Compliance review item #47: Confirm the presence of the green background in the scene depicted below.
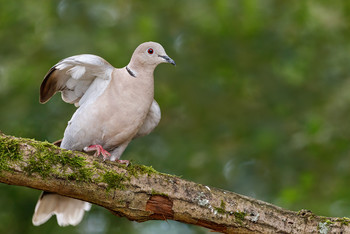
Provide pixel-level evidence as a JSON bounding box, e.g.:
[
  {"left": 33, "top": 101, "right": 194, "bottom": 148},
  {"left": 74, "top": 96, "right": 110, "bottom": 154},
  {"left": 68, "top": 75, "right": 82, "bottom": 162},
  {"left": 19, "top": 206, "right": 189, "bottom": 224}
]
[{"left": 1, "top": 0, "right": 350, "bottom": 233}]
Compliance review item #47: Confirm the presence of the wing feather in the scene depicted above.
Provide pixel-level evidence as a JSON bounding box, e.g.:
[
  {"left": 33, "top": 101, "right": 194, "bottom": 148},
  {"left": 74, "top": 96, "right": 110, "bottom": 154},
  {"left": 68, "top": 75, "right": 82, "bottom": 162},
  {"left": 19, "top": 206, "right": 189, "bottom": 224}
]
[
  {"left": 40, "top": 54, "right": 114, "bottom": 107},
  {"left": 134, "top": 99, "right": 161, "bottom": 138}
]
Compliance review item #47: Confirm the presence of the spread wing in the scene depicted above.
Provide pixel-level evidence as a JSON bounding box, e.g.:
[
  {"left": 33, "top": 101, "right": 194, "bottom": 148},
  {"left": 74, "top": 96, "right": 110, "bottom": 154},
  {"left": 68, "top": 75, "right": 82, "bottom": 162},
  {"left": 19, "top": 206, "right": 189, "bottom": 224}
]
[{"left": 40, "top": 54, "right": 114, "bottom": 107}]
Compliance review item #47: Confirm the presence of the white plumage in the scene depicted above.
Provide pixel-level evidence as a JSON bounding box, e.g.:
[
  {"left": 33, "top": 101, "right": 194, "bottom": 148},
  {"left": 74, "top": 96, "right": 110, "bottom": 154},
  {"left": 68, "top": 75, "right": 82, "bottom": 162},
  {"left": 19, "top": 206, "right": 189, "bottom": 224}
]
[{"left": 33, "top": 42, "right": 175, "bottom": 226}]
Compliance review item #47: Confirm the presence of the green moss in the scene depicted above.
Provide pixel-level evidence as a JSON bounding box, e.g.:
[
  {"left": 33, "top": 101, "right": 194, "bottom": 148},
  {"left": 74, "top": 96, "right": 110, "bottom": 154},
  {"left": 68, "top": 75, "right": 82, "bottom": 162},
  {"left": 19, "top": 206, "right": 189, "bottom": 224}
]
[
  {"left": 25, "top": 154, "right": 54, "bottom": 177},
  {"left": 220, "top": 200, "right": 226, "bottom": 209},
  {"left": 320, "top": 217, "right": 335, "bottom": 225},
  {"left": 214, "top": 207, "right": 226, "bottom": 214},
  {"left": 0, "top": 136, "right": 22, "bottom": 172},
  {"left": 214, "top": 200, "right": 227, "bottom": 214},
  {"left": 21, "top": 140, "right": 93, "bottom": 182},
  {"left": 127, "top": 163, "right": 158, "bottom": 177},
  {"left": 0, "top": 134, "right": 178, "bottom": 193},
  {"left": 325, "top": 220, "right": 334, "bottom": 225},
  {"left": 93, "top": 160, "right": 104, "bottom": 170},
  {"left": 234, "top": 211, "right": 247, "bottom": 225},
  {"left": 0, "top": 135, "right": 93, "bottom": 182},
  {"left": 318, "top": 219, "right": 334, "bottom": 234},
  {"left": 151, "top": 189, "right": 169, "bottom": 197},
  {"left": 98, "top": 162, "right": 163, "bottom": 192},
  {"left": 68, "top": 166, "right": 93, "bottom": 182},
  {"left": 297, "top": 209, "right": 315, "bottom": 221},
  {"left": 335, "top": 217, "right": 350, "bottom": 225},
  {"left": 23, "top": 141, "right": 57, "bottom": 177},
  {"left": 126, "top": 163, "right": 179, "bottom": 180},
  {"left": 102, "top": 170, "right": 127, "bottom": 191}
]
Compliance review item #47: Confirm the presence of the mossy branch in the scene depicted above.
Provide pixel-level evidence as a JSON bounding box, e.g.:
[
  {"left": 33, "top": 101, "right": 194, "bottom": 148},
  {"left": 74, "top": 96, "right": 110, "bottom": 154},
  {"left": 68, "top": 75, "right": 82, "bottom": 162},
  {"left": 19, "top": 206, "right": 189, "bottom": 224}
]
[{"left": 0, "top": 132, "right": 349, "bottom": 233}]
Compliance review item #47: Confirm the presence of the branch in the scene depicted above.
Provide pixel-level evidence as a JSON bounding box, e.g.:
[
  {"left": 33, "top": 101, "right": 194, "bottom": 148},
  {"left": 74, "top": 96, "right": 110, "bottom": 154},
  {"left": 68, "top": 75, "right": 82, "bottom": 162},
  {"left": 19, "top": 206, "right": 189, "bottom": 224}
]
[{"left": 0, "top": 132, "right": 349, "bottom": 233}]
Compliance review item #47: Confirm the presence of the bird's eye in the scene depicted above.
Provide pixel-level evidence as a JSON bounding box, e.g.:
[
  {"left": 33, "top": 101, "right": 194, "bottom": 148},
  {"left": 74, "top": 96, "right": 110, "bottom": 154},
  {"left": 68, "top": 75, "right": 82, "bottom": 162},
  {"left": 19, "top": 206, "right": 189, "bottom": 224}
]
[{"left": 147, "top": 48, "right": 154, "bottom": 54}]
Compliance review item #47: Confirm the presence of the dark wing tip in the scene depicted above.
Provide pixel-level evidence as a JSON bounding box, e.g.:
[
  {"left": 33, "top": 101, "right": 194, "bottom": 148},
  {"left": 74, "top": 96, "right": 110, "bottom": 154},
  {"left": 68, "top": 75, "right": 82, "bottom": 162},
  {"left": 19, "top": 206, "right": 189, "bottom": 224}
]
[
  {"left": 39, "top": 67, "right": 58, "bottom": 104},
  {"left": 52, "top": 139, "right": 62, "bottom": 147}
]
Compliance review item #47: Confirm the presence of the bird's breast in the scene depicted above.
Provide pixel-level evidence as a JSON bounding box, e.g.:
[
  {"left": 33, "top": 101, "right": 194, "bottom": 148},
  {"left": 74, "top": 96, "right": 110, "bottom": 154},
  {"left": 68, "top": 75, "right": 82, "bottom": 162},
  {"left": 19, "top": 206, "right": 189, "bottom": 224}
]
[
  {"left": 87, "top": 72, "right": 154, "bottom": 142},
  {"left": 62, "top": 69, "right": 154, "bottom": 150}
]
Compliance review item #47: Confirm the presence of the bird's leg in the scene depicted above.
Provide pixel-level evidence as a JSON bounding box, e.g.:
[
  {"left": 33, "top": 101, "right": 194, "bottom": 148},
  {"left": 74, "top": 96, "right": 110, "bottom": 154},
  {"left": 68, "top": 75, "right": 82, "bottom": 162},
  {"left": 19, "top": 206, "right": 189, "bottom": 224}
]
[
  {"left": 84, "top": 145, "right": 111, "bottom": 161},
  {"left": 109, "top": 141, "right": 130, "bottom": 165},
  {"left": 116, "top": 160, "right": 130, "bottom": 166}
]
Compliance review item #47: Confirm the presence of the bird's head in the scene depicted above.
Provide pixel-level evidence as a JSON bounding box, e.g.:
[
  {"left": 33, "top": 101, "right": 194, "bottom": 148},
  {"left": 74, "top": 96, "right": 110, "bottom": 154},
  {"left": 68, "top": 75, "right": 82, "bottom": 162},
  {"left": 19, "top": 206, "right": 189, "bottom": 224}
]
[{"left": 130, "top": 42, "right": 176, "bottom": 69}]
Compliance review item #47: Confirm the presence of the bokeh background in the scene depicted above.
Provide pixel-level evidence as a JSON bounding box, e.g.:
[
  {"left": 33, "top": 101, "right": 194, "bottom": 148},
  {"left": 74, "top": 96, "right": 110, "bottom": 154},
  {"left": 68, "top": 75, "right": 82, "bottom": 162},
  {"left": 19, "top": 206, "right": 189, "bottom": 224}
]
[{"left": 1, "top": 0, "right": 350, "bottom": 233}]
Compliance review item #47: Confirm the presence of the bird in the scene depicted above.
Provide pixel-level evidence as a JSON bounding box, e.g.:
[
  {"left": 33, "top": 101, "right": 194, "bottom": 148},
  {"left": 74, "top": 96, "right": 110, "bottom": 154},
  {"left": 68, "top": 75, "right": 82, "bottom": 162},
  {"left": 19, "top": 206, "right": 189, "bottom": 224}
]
[{"left": 32, "top": 41, "right": 175, "bottom": 226}]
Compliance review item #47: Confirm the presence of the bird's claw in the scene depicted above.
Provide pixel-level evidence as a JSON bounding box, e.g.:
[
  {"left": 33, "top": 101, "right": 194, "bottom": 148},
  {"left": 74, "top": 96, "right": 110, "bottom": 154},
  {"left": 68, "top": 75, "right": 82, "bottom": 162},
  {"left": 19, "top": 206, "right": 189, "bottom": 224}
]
[
  {"left": 84, "top": 145, "right": 111, "bottom": 160},
  {"left": 84, "top": 145, "right": 129, "bottom": 165},
  {"left": 116, "top": 159, "right": 130, "bottom": 166}
]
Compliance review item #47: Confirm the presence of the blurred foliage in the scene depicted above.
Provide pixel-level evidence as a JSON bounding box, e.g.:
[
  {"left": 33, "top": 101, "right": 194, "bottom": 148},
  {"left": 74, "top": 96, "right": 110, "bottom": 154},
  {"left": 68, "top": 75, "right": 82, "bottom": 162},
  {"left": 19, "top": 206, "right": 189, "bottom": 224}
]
[{"left": 1, "top": 0, "right": 350, "bottom": 233}]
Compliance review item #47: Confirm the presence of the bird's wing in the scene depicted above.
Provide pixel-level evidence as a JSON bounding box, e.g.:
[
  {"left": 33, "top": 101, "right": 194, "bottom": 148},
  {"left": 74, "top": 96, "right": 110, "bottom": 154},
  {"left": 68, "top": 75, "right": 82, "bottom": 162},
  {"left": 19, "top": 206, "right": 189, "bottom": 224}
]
[
  {"left": 134, "top": 99, "right": 161, "bottom": 138},
  {"left": 40, "top": 54, "right": 114, "bottom": 107}
]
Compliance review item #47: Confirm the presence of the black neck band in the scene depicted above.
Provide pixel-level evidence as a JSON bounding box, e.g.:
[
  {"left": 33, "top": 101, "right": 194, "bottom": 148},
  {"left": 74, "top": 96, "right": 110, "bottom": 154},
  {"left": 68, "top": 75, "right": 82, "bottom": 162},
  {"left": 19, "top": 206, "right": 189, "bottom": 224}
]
[{"left": 126, "top": 66, "right": 136, "bottom": 78}]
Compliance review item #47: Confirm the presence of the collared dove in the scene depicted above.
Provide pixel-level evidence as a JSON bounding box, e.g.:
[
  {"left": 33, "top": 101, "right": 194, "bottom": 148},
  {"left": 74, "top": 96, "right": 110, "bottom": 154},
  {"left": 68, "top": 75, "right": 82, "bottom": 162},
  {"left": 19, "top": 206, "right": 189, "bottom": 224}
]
[{"left": 32, "top": 41, "right": 175, "bottom": 226}]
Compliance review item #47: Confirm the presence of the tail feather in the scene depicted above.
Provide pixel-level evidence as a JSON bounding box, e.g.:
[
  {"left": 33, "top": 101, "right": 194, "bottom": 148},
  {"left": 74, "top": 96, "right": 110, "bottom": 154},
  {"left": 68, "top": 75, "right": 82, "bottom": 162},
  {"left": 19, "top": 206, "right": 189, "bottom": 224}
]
[{"left": 32, "top": 192, "right": 91, "bottom": 226}]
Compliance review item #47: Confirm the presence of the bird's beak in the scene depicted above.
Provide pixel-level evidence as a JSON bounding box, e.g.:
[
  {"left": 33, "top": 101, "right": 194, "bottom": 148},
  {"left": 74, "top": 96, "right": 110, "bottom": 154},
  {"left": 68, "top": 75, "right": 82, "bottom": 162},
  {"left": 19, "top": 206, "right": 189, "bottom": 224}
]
[{"left": 159, "top": 55, "right": 176, "bottom": 66}]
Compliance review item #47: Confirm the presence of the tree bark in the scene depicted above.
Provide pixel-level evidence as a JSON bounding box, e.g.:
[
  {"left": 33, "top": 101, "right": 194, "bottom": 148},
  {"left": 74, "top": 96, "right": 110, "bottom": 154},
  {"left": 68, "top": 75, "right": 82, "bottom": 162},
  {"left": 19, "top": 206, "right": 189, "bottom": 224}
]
[{"left": 0, "top": 132, "right": 349, "bottom": 233}]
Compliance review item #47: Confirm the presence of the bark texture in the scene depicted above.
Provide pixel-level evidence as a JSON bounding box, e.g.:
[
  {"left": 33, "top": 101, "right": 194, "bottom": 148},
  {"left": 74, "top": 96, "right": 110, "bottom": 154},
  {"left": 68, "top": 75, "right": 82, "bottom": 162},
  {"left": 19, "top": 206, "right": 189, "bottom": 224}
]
[{"left": 0, "top": 132, "right": 349, "bottom": 233}]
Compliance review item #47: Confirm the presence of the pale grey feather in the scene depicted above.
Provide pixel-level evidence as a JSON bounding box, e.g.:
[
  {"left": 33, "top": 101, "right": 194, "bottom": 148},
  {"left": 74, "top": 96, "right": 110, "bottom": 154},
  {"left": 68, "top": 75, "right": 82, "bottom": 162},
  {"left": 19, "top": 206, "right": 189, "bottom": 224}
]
[{"left": 34, "top": 42, "right": 175, "bottom": 227}]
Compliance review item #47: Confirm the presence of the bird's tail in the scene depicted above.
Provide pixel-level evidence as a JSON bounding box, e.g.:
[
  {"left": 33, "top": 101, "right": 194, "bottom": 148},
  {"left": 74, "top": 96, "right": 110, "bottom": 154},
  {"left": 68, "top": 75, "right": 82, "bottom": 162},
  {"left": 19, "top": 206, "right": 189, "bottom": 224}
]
[{"left": 32, "top": 192, "right": 91, "bottom": 226}]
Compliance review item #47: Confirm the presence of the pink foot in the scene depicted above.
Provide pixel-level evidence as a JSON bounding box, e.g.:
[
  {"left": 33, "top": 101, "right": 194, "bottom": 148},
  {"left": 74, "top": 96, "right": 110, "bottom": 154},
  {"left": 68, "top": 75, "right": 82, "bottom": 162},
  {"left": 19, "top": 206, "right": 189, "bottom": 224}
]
[
  {"left": 116, "top": 159, "right": 130, "bottom": 166},
  {"left": 84, "top": 145, "right": 111, "bottom": 161}
]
